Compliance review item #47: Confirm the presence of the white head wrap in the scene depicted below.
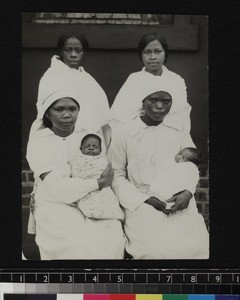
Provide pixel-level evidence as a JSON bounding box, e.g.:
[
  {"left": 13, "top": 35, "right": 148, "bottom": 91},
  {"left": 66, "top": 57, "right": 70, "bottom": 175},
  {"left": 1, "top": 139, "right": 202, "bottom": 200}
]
[
  {"left": 29, "top": 89, "right": 81, "bottom": 136},
  {"left": 138, "top": 82, "right": 189, "bottom": 130}
]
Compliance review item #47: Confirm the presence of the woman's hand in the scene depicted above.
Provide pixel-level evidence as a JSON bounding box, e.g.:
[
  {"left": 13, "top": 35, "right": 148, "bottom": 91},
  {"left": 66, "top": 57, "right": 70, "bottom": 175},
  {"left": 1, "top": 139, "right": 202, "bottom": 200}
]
[
  {"left": 145, "top": 197, "right": 170, "bottom": 215},
  {"left": 165, "top": 190, "right": 192, "bottom": 213},
  {"left": 97, "top": 163, "right": 114, "bottom": 189}
]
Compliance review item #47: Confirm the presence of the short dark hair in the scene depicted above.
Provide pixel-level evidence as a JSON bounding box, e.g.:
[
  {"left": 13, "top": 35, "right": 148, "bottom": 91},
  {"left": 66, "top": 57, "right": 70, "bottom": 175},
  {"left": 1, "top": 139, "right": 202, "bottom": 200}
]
[
  {"left": 137, "top": 32, "right": 169, "bottom": 64},
  {"left": 184, "top": 147, "right": 204, "bottom": 166},
  {"left": 43, "top": 98, "right": 80, "bottom": 128},
  {"left": 57, "top": 31, "right": 89, "bottom": 57},
  {"left": 80, "top": 134, "right": 102, "bottom": 149}
]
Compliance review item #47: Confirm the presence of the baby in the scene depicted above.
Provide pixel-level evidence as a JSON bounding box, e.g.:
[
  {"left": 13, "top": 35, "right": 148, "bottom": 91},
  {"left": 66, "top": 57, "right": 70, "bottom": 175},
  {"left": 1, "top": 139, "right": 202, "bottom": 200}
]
[
  {"left": 71, "top": 133, "right": 124, "bottom": 220},
  {"left": 149, "top": 147, "right": 203, "bottom": 210}
]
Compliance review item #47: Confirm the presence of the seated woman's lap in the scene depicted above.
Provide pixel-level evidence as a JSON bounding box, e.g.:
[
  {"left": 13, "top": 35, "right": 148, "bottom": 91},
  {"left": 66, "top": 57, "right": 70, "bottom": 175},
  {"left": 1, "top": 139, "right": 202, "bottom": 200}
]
[
  {"left": 124, "top": 201, "right": 209, "bottom": 259},
  {"left": 35, "top": 202, "right": 125, "bottom": 259}
]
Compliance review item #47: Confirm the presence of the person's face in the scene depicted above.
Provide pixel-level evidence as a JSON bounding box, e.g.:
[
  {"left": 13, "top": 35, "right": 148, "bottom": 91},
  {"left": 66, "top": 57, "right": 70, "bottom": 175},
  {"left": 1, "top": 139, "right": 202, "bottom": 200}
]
[
  {"left": 141, "top": 39, "right": 166, "bottom": 75},
  {"left": 61, "top": 37, "right": 84, "bottom": 69},
  {"left": 175, "top": 148, "right": 192, "bottom": 163},
  {"left": 46, "top": 97, "right": 79, "bottom": 137},
  {"left": 143, "top": 91, "right": 172, "bottom": 123},
  {"left": 81, "top": 137, "right": 101, "bottom": 156}
]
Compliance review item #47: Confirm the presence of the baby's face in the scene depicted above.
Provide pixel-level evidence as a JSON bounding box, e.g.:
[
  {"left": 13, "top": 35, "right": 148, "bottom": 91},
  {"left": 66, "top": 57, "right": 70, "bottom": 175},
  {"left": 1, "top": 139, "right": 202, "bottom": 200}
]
[
  {"left": 175, "top": 148, "right": 192, "bottom": 163},
  {"left": 81, "top": 137, "right": 101, "bottom": 156}
]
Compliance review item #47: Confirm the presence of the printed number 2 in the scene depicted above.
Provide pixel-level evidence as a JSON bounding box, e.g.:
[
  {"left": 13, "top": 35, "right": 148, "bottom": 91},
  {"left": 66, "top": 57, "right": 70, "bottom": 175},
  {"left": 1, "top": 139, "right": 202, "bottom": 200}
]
[{"left": 43, "top": 275, "right": 48, "bottom": 283}]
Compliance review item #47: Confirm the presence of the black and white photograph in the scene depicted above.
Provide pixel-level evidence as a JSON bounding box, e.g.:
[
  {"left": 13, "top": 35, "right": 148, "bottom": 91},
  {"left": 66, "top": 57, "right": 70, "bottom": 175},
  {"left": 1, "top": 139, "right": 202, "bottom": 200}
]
[{"left": 22, "top": 13, "right": 209, "bottom": 261}]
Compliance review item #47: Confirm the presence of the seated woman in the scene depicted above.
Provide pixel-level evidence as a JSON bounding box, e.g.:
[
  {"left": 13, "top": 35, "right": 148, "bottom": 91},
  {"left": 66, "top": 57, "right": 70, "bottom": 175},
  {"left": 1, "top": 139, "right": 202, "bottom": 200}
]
[
  {"left": 26, "top": 89, "right": 125, "bottom": 260},
  {"left": 110, "top": 32, "right": 191, "bottom": 133},
  {"left": 109, "top": 87, "right": 209, "bottom": 259},
  {"left": 31, "top": 31, "right": 111, "bottom": 147}
]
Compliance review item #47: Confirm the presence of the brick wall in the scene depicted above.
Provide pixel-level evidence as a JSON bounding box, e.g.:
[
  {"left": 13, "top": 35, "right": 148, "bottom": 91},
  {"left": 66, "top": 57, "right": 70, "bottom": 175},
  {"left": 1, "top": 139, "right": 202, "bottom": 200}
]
[{"left": 22, "top": 163, "right": 209, "bottom": 229}]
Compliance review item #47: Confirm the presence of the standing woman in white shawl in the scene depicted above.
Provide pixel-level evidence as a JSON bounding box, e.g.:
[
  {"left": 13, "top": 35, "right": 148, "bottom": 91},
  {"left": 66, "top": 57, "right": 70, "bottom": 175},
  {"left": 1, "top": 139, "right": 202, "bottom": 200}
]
[
  {"left": 110, "top": 32, "right": 191, "bottom": 132},
  {"left": 31, "top": 31, "right": 111, "bottom": 147},
  {"left": 26, "top": 89, "right": 125, "bottom": 260}
]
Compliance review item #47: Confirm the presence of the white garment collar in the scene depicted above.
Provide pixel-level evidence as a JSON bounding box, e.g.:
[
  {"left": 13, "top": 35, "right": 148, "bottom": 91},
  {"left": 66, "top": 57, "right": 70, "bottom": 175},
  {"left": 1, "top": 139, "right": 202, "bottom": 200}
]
[
  {"left": 51, "top": 55, "right": 85, "bottom": 73},
  {"left": 126, "top": 116, "right": 181, "bottom": 138},
  {"left": 37, "top": 126, "right": 86, "bottom": 137},
  {"left": 141, "top": 65, "right": 168, "bottom": 77}
]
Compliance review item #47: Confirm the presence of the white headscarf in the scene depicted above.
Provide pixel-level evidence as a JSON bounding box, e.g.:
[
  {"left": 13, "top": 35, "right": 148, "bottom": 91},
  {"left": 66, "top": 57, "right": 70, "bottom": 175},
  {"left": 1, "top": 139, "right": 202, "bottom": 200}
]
[
  {"left": 29, "top": 89, "right": 81, "bottom": 136},
  {"left": 139, "top": 85, "right": 187, "bottom": 131}
]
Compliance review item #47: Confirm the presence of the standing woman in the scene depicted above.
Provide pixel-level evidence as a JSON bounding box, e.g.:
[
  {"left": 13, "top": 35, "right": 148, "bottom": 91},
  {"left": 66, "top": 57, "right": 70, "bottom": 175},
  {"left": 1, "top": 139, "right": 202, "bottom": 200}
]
[
  {"left": 110, "top": 32, "right": 191, "bottom": 132},
  {"left": 31, "top": 31, "right": 111, "bottom": 146},
  {"left": 26, "top": 89, "right": 125, "bottom": 260}
]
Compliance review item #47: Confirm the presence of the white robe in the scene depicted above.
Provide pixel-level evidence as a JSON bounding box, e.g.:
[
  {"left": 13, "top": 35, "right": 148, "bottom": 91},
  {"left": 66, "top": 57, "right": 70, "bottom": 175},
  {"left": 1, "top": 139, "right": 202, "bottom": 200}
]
[
  {"left": 109, "top": 117, "right": 209, "bottom": 259},
  {"left": 26, "top": 128, "right": 125, "bottom": 260}
]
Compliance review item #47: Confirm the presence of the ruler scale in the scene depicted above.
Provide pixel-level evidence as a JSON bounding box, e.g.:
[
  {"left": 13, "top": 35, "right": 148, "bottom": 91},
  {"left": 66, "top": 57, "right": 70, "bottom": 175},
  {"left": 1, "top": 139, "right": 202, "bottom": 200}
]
[{"left": 0, "top": 270, "right": 240, "bottom": 296}]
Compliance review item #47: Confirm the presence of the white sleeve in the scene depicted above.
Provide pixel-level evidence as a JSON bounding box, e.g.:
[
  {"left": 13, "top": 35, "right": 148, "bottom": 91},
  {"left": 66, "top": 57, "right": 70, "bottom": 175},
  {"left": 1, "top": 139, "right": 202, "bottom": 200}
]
[
  {"left": 26, "top": 136, "right": 56, "bottom": 177},
  {"left": 181, "top": 132, "right": 196, "bottom": 149},
  {"left": 26, "top": 135, "right": 99, "bottom": 204},
  {"left": 42, "top": 170, "right": 99, "bottom": 204},
  {"left": 109, "top": 126, "right": 148, "bottom": 211}
]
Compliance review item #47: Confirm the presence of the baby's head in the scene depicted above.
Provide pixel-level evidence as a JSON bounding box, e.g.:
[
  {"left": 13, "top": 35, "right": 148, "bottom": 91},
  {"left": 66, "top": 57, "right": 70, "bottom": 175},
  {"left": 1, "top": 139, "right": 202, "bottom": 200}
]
[
  {"left": 80, "top": 134, "right": 102, "bottom": 156},
  {"left": 175, "top": 147, "right": 204, "bottom": 166}
]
